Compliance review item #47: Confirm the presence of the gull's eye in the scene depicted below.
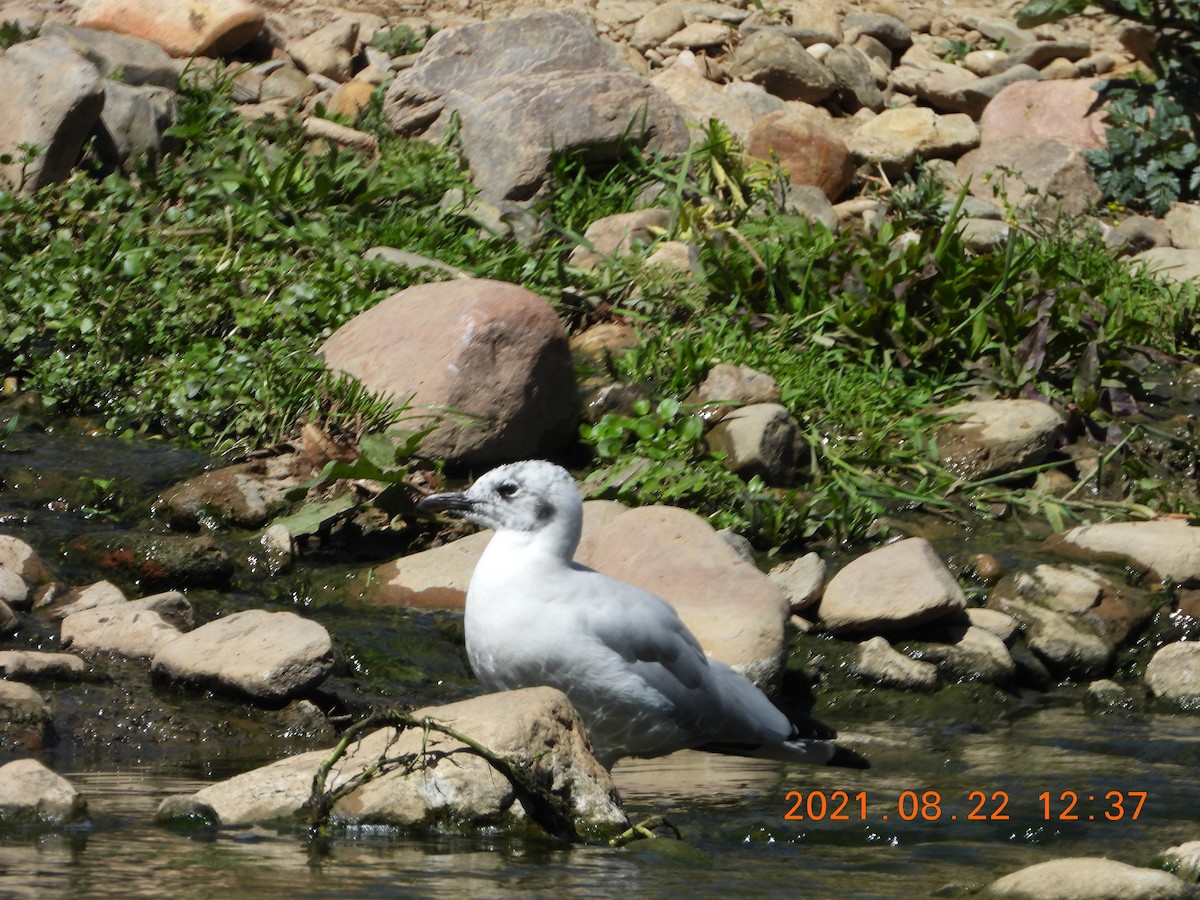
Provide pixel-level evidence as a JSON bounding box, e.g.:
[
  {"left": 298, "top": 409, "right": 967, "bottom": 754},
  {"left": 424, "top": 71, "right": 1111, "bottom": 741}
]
[{"left": 496, "top": 481, "right": 520, "bottom": 499}]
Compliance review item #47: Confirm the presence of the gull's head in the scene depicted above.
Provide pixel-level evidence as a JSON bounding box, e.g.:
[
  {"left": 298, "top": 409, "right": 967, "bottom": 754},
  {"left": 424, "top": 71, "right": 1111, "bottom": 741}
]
[{"left": 417, "top": 460, "right": 583, "bottom": 542}]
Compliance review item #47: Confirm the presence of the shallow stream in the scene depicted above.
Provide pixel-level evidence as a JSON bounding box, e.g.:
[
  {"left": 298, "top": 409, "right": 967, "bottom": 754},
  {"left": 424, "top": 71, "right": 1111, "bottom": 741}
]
[{"left": 1, "top": 421, "right": 1197, "bottom": 897}]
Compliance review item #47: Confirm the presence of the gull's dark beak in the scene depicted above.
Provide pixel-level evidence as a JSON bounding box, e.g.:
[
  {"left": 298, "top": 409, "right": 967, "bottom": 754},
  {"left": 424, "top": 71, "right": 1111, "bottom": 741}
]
[{"left": 417, "top": 491, "right": 475, "bottom": 516}]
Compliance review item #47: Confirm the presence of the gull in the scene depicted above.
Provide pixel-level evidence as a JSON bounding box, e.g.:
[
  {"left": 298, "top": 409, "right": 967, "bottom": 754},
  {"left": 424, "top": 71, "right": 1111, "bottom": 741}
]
[{"left": 418, "top": 460, "right": 866, "bottom": 771}]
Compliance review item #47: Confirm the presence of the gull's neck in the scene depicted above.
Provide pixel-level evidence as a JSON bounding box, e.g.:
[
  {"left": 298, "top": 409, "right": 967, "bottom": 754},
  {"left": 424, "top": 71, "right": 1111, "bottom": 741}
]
[{"left": 484, "top": 510, "right": 581, "bottom": 570}]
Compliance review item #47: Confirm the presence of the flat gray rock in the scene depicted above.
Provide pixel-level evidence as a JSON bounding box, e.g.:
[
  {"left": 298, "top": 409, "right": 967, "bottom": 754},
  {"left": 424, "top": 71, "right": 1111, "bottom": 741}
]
[
  {"left": 983, "top": 856, "right": 1188, "bottom": 899},
  {"left": 151, "top": 609, "right": 333, "bottom": 702},
  {"left": 0, "top": 758, "right": 88, "bottom": 827}
]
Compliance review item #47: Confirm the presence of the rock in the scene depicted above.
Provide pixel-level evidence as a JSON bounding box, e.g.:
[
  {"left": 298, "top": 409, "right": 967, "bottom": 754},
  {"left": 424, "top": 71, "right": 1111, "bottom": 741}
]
[
  {"left": 0, "top": 568, "right": 28, "bottom": 608},
  {"left": 384, "top": 11, "right": 687, "bottom": 204},
  {"left": 966, "top": 608, "right": 1020, "bottom": 644},
  {"left": 957, "top": 138, "right": 1101, "bottom": 219},
  {"left": 1145, "top": 641, "right": 1200, "bottom": 707},
  {"left": 0, "top": 681, "right": 53, "bottom": 751},
  {"left": 289, "top": 19, "right": 358, "bottom": 81},
  {"left": 983, "top": 857, "right": 1188, "bottom": 899},
  {"left": 980, "top": 79, "right": 1108, "bottom": 151},
  {"left": 964, "top": 49, "right": 1011, "bottom": 77},
  {"left": 368, "top": 500, "right": 627, "bottom": 608},
  {"left": 746, "top": 106, "right": 853, "bottom": 200},
  {"left": 48, "top": 579, "right": 127, "bottom": 617},
  {"left": 61, "top": 603, "right": 184, "bottom": 659},
  {"left": 1161, "top": 841, "right": 1200, "bottom": 882},
  {"left": 960, "top": 217, "right": 1012, "bottom": 253},
  {"left": 66, "top": 532, "right": 234, "bottom": 589},
  {"left": 843, "top": 12, "right": 912, "bottom": 51},
  {"left": 853, "top": 636, "right": 938, "bottom": 690},
  {"left": 320, "top": 279, "right": 577, "bottom": 467},
  {"left": 1132, "top": 248, "right": 1200, "bottom": 285},
  {"left": 1049, "top": 519, "right": 1200, "bottom": 585},
  {"left": 937, "top": 399, "right": 1065, "bottom": 481},
  {"left": 327, "top": 80, "right": 376, "bottom": 118},
  {"left": 1105, "top": 215, "right": 1171, "bottom": 256},
  {"left": 157, "top": 454, "right": 314, "bottom": 529},
  {"left": 0, "top": 759, "right": 88, "bottom": 827},
  {"left": 818, "top": 538, "right": 966, "bottom": 634},
  {"left": 132, "top": 590, "right": 194, "bottom": 631},
  {"left": 1007, "top": 40, "right": 1092, "bottom": 72},
  {"left": 644, "top": 240, "right": 699, "bottom": 274},
  {"left": 0, "top": 600, "right": 17, "bottom": 636},
  {"left": 568, "top": 208, "right": 672, "bottom": 270},
  {"left": 824, "top": 44, "right": 884, "bottom": 113},
  {"left": 727, "top": 30, "right": 836, "bottom": 104},
  {"left": 652, "top": 63, "right": 779, "bottom": 144},
  {"left": 157, "top": 687, "right": 627, "bottom": 839},
  {"left": 1165, "top": 202, "right": 1200, "bottom": 250},
  {"left": 576, "top": 505, "right": 789, "bottom": 688},
  {"left": 704, "top": 402, "right": 802, "bottom": 485},
  {"left": 260, "top": 65, "right": 316, "bottom": 104},
  {"left": 847, "top": 106, "right": 979, "bottom": 177},
  {"left": 43, "top": 22, "right": 181, "bottom": 88},
  {"left": 890, "top": 63, "right": 1042, "bottom": 119},
  {"left": 0, "top": 35, "right": 105, "bottom": 192},
  {"left": 0, "top": 650, "right": 88, "bottom": 681},
  {"left": 76, "top": 0, "right": 265, "bottom": 58},
  {"left": 151, "top": 609, "right": 334, "bottom": 702},
  {"left": 768, "top": 553, "right": 825, "bottom": 613},
  {"left": 631, "top": 3, "right": 685, "bottom": 51},
  {"left": 664, "top": 22, "right": 731, "bottom": 50},
  {"left": 571, "top": 322, "right": 641, "bottom": 371},
  {"left": 93, "top": 80, "right": 177, "bottom": 171},
  {"left": 908, "top": 620, "right": 1017, "bottom": 684},
  {"left": 783, "top": 183, "right": 838, "bottom": 229},
  {"left": 0, "top": 535, "right": 51, "bottom": 585}
]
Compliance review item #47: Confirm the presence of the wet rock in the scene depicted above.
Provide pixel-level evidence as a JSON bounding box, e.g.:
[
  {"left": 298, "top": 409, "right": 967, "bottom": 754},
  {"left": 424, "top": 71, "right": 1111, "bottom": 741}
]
[
  {"left": 0, "top": 650, "right": 87, "bottom": 681},
  {"left": 66, "top": 532, "right": 233, "bottom": 590},
  {"left": 746, "top": 106, "right": 852, "bottom": 200},
  {"left": 61, "top": 603, "right": 184, "bottom": 660},
  {"left": 157, "top": 454, "right": 315, "bottom": 529},
  {"left": 847, "top": 106, "right": 979, "bottom": 177},
  {"left": 853, "top": 636, "right": 938, "bottom": 690},
  {"left": 76, "top": 0, "right": 265, "bottom": 58},
  {"left": 818, "top": 538, "right": 966, "bottom": 635},
  {"left": 937, "top": 399, "right": 1065, "bottom": 481},
  {"left": 982, "top": 856, "right": 1188, "bottom": 899},
  {"left": 157, "top": 687, "right": 627, "bottom": 839},
  {"left": 980, "top": 79, "right": 1108, "bottom": 151},
  {"left": 907, "top": 620, "right": 1017, "bottom": 684},
  {"left": 0, "top": 599, "right": 16, "bottom": 636},
  {"left": 0, "top": 758, "right": 88, "bottom": 827},
  {"left": 1145, "top": 641, "right": 1200, "bottom": 707},
  {"left": 0, "top": 35, "right": 105, "bottom": 192},
  {"left": 151, "top": 609, "right": 333, "bottom": 703},
  {"left": 966, "top": 608, "right": 1020, "bottom": 644},
  {"left": 0, "top": 535, "right": 51, "bottom": 587},
  {"left": 370, "top": 500, "right": 626, "bottom": 608},
  {"left": 1048, "top": 519, "right": 1200, "bottom": 585},
  {"left": 1161, "top": 840, "right": 1200, "bottom": 882},
  {"left": 768, "top": 552, "right": 824, "bottom": 613},
  {"left": 957, "top": 138, "right": 1101, "bottom": 219},
  {"left": 577, "top": 504, "right": 789, "bottom": 688},
  {"left": 384, "top": 11, "right": 686, "bottom": 204},
  {"left": 704, "top": 402, "right": 802, "bottom": 485},
  {"left": 727, "top": 30, "right": 836, "bottom": 104},
  {"left": 568, "top": 208, "right": 672, "bottom": 270},
  {"left": 48, "top": 579, "right": 127, "bottom": 618},
  {"left": 0, "top": 681, "right": 54, "bottom": 752},
  {"left": 321, "top": 279, "right": 577, "bottom": 468}
]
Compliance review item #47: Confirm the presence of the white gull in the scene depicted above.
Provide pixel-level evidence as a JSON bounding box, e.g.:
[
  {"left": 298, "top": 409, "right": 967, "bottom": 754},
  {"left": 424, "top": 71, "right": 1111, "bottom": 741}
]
[{"left": 418, "top": 459, "right": 867, "bottom": 771}]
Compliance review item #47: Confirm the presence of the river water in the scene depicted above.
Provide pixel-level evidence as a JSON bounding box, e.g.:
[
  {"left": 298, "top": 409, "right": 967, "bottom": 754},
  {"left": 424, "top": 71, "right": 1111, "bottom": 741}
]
[{"left": 1, "top": 422, "right": 1198, "bottom": 897}]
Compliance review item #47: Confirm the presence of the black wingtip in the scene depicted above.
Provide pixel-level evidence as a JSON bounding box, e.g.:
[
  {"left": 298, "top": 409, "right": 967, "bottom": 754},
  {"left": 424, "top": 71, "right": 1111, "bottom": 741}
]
[{"left": 828, "top": 744, "right": 871, "bottom": 770}]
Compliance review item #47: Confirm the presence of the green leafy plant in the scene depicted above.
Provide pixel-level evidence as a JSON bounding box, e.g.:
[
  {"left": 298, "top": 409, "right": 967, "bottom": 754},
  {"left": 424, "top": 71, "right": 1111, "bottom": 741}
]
[{"left": 1016, "top": 0, "right": 1200, "bottom": 214}]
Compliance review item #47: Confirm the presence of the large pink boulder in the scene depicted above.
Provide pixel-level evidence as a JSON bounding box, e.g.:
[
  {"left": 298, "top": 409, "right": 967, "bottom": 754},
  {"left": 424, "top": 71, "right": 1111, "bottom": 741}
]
[
  {"left": 76, "top": 0, "right": 264, "bottom": 58},
  {"left": 320, "top": 279, "right": 577, "bottom": 466},
  {"left": 980, "top": 79, "right": 1108, "bottom": 151}
]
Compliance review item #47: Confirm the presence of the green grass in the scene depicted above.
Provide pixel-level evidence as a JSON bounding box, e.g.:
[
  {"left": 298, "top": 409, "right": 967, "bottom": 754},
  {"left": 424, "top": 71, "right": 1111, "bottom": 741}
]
[{"left": 2, "top": 75, "right": 1197, "bottom": 548}]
